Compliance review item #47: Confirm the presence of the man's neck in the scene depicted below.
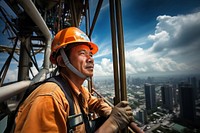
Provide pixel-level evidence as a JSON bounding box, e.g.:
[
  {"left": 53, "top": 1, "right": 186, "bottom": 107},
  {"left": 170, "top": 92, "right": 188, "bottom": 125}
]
[{"left": 60, "top": 68, "right": 85, "bottom": 89}]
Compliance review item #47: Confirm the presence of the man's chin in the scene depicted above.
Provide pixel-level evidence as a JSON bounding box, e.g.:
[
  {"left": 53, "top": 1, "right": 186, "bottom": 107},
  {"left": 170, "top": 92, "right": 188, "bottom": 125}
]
[{"left": 85, "top": 73, "right": 93, "bottom": 77}]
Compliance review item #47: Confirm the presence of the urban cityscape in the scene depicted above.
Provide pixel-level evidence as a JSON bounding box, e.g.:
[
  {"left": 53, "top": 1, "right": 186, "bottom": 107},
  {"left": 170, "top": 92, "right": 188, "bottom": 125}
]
[{"left": 92, "top": 74, "right": 200, "bottom": 133}]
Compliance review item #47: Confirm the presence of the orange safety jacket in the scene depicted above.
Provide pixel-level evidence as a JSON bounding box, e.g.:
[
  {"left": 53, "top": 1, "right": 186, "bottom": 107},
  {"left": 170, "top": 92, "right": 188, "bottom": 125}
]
[{"left": 14, "top": 74, "right": 112, "bottom": 133}]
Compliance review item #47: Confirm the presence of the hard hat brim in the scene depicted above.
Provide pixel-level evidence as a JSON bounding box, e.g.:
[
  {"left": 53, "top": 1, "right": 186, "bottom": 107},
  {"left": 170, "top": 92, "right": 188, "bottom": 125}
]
[
  {"left": 50, "top": 27, "right": 98, "bottom": 64},
  {"left": 50, "top": 41, "right": 98, "bottom": 64}
]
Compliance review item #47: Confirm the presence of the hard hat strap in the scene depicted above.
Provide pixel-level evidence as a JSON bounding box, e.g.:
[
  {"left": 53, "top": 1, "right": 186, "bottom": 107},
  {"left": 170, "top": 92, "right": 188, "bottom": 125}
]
[{"left": 60, "top": 48, "right": 87, "bottom": 79}]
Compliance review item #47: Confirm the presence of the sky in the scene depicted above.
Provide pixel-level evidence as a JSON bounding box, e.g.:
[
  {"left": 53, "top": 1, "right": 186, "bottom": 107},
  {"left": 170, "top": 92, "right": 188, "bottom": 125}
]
[
  {"left": 88, "top": 0, "right": 200, "bottom": 78},
  {"left": 0, "top": 0, "right": 200, "bottom": 82}
]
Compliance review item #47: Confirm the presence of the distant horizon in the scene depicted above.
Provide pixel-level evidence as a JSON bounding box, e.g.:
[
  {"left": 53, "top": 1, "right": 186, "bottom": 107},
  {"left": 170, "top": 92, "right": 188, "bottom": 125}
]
[{"left": 93, "top": 71, "right": 200, "bottom": 80}]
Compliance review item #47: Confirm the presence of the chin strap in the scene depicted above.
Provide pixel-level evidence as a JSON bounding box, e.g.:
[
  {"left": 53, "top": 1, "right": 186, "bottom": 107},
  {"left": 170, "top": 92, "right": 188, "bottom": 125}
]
[{"left": 60, "top": 48, "right": 87, "bottom": 79}]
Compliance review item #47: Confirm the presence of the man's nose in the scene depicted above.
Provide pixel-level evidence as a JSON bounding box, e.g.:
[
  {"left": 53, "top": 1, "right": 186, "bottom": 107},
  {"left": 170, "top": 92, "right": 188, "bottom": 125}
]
[{"left": 86, "top": 55, "right": 94, "bottom": 63}]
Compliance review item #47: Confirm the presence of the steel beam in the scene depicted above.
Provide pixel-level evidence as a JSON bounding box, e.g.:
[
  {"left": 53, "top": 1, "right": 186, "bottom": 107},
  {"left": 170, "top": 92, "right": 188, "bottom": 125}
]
[
  {"left": 18, "top": 36, "right": 31, "bottom": 81},
  {"left": 115, "top": 0, "right": 127, "bottom": 101},
  {"left": 18, "top": 0, "right": 52, "bottom": 71},
  {"left": 109, "top": 0, "right": 121, "bottom": 104},
  {"left": 0, "top": 80, "right": 31, "bottom": 103},
  {"left": 89, "top": 0, "right": 103, "bottom": 38}
]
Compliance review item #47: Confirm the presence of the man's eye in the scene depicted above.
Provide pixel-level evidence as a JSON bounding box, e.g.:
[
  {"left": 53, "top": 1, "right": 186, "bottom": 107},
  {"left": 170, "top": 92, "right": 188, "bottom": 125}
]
[
  {"left": 80, "top": 51, "right": 86, "bottom": 55},
  {"left": 79, "top": 51, "right": 93, "bottom": 57}
]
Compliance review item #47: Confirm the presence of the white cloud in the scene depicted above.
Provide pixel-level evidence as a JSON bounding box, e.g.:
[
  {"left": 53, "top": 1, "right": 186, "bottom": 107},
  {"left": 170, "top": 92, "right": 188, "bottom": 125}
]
[
  {"left": 125, "top": 47, "right": 188, "bottom": 74},
  {"left": 149, "top": 12, "right": 200, "bottom": 54},
  {"left": 148, "top": 11, "right": 200, "bottom": 71},
  {"left": 94, "top": 58, "right": 113, "bottom": 76}
]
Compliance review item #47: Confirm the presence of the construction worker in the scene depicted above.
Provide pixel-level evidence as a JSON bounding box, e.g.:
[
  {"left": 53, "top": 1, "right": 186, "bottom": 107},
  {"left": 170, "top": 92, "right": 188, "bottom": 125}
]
[{"left": 13, "top": 27, "right": 134, "bottom": 133}]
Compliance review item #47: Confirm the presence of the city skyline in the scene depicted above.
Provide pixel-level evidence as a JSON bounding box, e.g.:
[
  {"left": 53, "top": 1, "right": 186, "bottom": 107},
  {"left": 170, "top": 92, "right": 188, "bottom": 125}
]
[{"left": 94, "top": 74, "right": 200, "bottom": 132}]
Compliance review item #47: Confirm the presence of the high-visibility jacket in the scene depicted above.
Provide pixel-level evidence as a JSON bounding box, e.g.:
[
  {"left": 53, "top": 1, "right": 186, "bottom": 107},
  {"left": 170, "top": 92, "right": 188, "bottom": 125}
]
[{"left": 14, "top": 73, "right": 112, "bottom": 133}]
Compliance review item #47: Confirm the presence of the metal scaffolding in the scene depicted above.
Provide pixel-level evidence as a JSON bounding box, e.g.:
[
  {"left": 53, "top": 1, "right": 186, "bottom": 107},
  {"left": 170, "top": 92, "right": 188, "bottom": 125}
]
[{"left": 0, "top": 0, "right": 141, "bottom": 132}]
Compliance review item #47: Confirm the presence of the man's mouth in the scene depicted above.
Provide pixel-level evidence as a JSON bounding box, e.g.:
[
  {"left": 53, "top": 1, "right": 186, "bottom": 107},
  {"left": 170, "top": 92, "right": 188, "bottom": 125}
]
[{"left": 86, "top": 65, "right": 94, "bottom": 70}]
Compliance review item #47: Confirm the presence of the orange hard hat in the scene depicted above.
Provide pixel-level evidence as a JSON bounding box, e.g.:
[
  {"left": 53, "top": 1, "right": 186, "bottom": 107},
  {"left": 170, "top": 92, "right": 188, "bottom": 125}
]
[{"left": 50, "top": 27, "right": 98, "bottom": 64}]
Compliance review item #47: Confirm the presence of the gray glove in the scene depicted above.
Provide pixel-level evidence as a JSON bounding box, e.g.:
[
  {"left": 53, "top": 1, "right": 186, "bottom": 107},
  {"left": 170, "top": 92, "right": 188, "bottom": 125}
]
[{"left": 109, "top": 101, "right": 134, "bottom": 130}]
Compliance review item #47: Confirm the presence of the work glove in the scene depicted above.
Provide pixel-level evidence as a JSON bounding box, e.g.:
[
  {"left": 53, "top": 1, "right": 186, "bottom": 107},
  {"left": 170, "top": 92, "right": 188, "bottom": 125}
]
[{"left": 109, "top": 101, "right": 134, "bottom": 130}]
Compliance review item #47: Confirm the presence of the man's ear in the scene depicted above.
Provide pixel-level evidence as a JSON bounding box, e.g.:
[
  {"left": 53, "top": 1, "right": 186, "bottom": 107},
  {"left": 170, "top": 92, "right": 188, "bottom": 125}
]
[{"left": 56, "top": 55, "right": 66, "bottom": 67}]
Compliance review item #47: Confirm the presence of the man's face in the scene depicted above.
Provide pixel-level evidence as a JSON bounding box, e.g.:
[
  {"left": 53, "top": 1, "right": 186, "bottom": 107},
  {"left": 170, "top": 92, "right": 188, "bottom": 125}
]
[{"left": 69, "top": 44, "right": 94, "bottom": 77}]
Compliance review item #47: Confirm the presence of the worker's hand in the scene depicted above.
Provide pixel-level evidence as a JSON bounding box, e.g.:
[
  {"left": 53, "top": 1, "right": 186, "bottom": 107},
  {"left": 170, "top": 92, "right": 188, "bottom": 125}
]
[{"left": 109, "top": 101, "right": 134, "bottom": 130}]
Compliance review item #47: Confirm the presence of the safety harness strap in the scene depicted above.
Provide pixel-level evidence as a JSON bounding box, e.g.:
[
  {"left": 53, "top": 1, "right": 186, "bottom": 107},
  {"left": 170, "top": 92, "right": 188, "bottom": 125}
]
[
  {"left": 48, "top": 76, "right": 75, "bottom": 116},
  {"left": 78, "top": 98, "right": 92, "bottom": 133},
  {"left": 50, "top": 76, "right": 85, "bottom": 131},
  {"left": 47, "top": 76, "right": 92, "bottom": 132}
]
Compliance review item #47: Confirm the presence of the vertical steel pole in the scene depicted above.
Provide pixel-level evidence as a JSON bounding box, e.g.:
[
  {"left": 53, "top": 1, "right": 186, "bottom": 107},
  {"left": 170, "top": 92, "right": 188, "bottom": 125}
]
[
  {"left": 109, "top": 0, "right": 121, "bottom": 105},
  {"left": 18, "top": 36, "right": 31, "bottom": 81},
  {"left": 17, "top": 36, "right": 31, "bottom": 100},
  {"left": 85, "top": 0, "right": 89, "bottom": 35},
  {"left": 115, "top": 0, "right": 127, "bottom": 101},
  {"left": 88, "top": 0, "right": 91, "bottom": 33},
  {"left": 57, "top": 1, "right": 62, "bottom": 31},
  {"left": 115, "top": 0, "right": 128, "bottom": 132},
  {"left": 85, "top": 0, "right": 93, "bottom": 93},
  {"left": 70, "top": 0, "right": 78, "bottom": 27},
  {"left": 88, "top": 0, "right": 103, "bottom": 38}
]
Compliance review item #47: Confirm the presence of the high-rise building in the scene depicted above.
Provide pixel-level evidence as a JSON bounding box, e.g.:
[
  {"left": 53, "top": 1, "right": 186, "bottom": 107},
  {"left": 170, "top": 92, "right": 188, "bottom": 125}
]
[
  {"left": 191, "top": 77, "right": 197, "bottom": 89},
  {"left": 191, "top": 77, "right": 197, "bottom": 99},
  {"left": 136, "top": 109, "right": 147, "bottom": 124},
  {"left": 161, "top": 84, "right": 174, "bottom": 112},
  {"left": 173, "top": 87, "right": 178, "bottom": 107},
  {"left": 178, "top": 82, "right": 195, "bottom": 122},
  {"left": 144, "top": 83, "right": 156, "bottom": 112},
  {"left": 198, "top": 80, "right": 200, "bottom": 95}
]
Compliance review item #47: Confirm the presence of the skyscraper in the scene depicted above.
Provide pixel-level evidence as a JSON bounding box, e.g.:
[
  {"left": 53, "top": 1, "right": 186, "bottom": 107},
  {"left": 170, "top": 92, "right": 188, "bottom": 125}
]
[
  {"left": 136, "top": 109, "right": 147, "bottom": 124},
  {"left": 173, "top": 87, "right": 178, "bottom": 107},
  {"left": 144, "top": 83, "right": 156, "bottom": 112},
  {"left": 161, "top": 84, "right": 174, "bottom": 112},
  {"left": 198, "top": 80, "right": 200, "bottom": 96},
  {"left": 191, "top": 77, "right": 197, "bottom": 99},
  {"left": 178, "top": 82, "right": 195, "bottom": 122}
]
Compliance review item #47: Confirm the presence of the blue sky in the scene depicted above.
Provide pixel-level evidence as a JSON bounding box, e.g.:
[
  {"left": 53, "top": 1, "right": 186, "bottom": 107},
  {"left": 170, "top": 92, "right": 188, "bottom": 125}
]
[
  {"left": 86, "top": 0, "right": 200, "bottom": 77},
  {"left": 1, "top": 0, "right": 200, "bottom": 81}
]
